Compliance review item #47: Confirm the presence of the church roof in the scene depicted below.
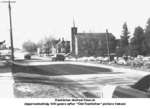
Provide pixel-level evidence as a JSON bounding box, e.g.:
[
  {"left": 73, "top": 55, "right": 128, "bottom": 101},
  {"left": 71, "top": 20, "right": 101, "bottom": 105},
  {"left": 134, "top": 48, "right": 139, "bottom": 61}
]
[{"left": 75, "top": 33, "right": 114, "bottom": 39}]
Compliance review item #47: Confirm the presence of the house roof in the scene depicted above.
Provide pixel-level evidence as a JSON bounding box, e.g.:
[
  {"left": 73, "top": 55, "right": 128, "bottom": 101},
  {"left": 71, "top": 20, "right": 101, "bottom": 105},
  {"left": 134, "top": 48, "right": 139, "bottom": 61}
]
[
  {"left": 55, "top": 40, "right": 70, "bottom": 47},
  {"left": 56, "top": 40, "right": 62, "bottom": 46},
  {"left": 75, "top": 33, "right": 114, "bottom": 39},
  {"left": 0, "top": 40, "right": 5, "bottom": 45}
]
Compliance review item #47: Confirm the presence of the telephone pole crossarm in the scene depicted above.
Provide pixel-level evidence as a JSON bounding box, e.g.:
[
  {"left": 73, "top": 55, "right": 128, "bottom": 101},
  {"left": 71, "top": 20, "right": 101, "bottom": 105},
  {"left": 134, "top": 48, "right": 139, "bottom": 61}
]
[{"left": 0, "top": 1, "right": 16, "bottom": 3}]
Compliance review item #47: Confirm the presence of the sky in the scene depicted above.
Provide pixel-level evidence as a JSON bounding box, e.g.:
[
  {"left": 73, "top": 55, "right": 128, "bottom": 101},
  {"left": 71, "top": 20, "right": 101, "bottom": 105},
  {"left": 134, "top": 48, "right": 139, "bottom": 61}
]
[{"left": 0, "top": 0, "right": 150, "bottom": 48}]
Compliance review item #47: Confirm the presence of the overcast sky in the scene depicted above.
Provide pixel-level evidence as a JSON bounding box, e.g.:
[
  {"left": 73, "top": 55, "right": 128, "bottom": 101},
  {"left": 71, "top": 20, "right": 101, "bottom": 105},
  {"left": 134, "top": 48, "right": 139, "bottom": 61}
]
[{"left": 0, "top": 0, "right": 150, "bottom": 48}]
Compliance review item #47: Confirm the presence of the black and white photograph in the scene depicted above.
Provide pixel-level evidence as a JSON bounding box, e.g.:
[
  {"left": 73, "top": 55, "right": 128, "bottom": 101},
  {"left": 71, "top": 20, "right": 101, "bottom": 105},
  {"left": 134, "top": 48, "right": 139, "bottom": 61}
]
[{"left": 0, "top": 0, "right": 150, "bottom": 108}]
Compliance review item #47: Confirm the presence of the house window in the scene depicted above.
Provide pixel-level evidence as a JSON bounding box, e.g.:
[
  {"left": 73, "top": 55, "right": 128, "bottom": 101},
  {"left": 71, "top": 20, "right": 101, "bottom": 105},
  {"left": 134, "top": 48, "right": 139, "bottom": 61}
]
[{"left": 98, "top": 40, "right": 102, "bottom": 46}]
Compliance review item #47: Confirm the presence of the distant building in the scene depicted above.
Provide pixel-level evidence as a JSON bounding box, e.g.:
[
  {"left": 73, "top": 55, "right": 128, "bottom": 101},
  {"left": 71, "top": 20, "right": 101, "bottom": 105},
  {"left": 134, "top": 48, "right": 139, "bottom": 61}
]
[
  {"left": 55, "top": 38, "right": 70, "bottom": 54},
  {"left": 0, "top": 40, "right": 6, "bottom": 50},
  {"left": 37, "top": 38, "right": 70, "bottom": 56},
  {"left": 71, "top": 25, "right": 116, "bottom": 57},
  {"left": 37, "top": 39, "right": 60, "bottom": 56}
]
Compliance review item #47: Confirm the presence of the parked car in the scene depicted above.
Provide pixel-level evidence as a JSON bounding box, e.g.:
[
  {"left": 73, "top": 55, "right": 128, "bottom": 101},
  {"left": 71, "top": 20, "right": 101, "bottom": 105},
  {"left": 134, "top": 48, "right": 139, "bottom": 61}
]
[
  {"left": 51, "top": 53, "right": 65, "bottom": 61},
  {"left": 112, "top": 75, "right": 150, "bottom": 98},
  {"left": 24, "top": 53, "right": 31, "bottom": 59}
]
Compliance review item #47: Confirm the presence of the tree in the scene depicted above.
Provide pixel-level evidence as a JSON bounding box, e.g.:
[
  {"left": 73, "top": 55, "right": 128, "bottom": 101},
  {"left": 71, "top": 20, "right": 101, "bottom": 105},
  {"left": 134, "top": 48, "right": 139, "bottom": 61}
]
[
  {"left": 120, "top": 22, "right": 130, "bottom": 47},
  {"left": 130, "top": 26, "right": 144, "bottom": 56},
  {"left": 137, "top": 18, "right": 150, "bottom": 55},
  {"left": 142, "top": 18, "right": 150, "bottom": 55},
  {"left": 22, "top": 40, "right": 37, "bottom": 53},
  {"left": 117, "top": 22, "right": 130, "bottom": 56},
  {"left": 44, "top": 37, "right": 53, "bottom": 55},
  {"left": 37, "top": 36, "right": 60, "bottom": 55},
  {"left": 145, "top": 18, "right": 150, "bottom": 33}
]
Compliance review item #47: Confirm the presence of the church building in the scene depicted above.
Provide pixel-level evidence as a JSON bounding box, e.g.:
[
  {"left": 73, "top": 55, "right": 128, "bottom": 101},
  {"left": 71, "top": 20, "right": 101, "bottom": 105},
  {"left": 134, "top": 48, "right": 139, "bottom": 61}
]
[{"left": 71, "top": 24, "right": 116, "bottom": 57}]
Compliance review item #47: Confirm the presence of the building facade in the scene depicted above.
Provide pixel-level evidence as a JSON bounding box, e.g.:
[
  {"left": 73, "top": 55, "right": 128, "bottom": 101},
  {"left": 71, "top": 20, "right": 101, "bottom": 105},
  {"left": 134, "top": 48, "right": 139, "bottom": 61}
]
[
  {"left": 71, "top": 26, "right": 116, "bottom": 57},
  {"left": 0, "top": 40, "right": 6, "bottom": 50},
  {"left": 56, "top": 38, "right": 70, "bottom": 54}
]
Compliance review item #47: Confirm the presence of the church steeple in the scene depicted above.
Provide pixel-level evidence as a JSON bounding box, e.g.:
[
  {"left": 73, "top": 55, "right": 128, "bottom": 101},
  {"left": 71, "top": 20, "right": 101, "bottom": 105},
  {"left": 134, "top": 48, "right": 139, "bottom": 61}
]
[
  {"left": 73, "top": 18, "right": 76, "bottom": 27},
  {"left": 71, "top": 18, "right": 77, "bottom": 55}
]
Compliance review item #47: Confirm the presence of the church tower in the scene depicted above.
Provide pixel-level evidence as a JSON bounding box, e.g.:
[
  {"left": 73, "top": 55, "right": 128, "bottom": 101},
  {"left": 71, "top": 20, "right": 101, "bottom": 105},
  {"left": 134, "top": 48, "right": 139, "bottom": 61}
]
[{"left": 71, "top": 19, "right": 77, "bottom": 55}]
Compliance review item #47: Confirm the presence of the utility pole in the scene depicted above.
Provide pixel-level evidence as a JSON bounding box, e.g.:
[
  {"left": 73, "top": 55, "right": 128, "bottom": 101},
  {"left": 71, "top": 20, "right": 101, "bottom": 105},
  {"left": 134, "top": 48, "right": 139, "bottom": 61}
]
[
  {"left": 106, "top": 29, "right": 110, "bottom": 62},
  {"left": 1, "top": 1, "right": 16, "bottom": 61}
]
